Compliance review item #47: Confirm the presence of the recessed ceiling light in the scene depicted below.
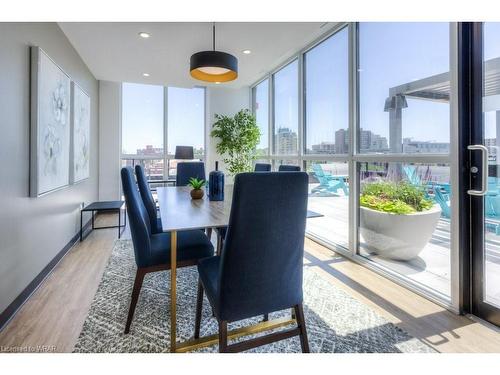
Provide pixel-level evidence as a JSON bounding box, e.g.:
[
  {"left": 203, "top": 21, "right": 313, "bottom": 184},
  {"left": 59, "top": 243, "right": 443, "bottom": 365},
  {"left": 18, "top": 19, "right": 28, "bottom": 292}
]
[
  {"left": 215, "top": 82, "right": 221, "bottom": 84},
  {"left": 138, "top": 32, "right": 151, "bottom": 38},
  {"left": 242, "top": 49, "right": 251, "bottom": 55},
  {"left": 143, "top": 73, "right": 150, "bottom": 77}
]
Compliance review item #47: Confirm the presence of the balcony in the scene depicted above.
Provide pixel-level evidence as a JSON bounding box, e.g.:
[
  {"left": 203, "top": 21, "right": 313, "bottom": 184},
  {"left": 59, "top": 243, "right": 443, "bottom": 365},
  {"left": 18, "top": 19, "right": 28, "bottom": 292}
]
[{"left": 306, "top": 163, "right": 500, "bottom": 305}]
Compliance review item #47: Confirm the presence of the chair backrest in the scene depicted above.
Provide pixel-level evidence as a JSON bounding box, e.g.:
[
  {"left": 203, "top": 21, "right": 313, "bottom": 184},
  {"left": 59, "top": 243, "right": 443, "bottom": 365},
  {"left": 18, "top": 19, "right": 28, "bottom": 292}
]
[
  {"left": 403, "top": 165, "right": 421, "bottom": 186},
  {"left": 176, "top": 162, "right": 206, "bottom": 186},
  {"left": 254, "top": 163, "right": 271, "bottom": 172},
  {"left": 217, "top": 172, "right": 309, "bottom": 322},
  {"left": 279, "top": 165, "right": 300, "bottom": 172},
  {"left": 432, "top": 185, "right": 450, "bottom": 218},
  {"left": 121, "top": 167, "right": 152, "bottom": 267},
  {"left": 312, "top": 164, "right": 329, "bottom": 185},
  {"left": 135, "top": 164, "right": 158, "bottom": 233},
  {"left": 312, "top": 163, "right": 325, "bottom": 177}
]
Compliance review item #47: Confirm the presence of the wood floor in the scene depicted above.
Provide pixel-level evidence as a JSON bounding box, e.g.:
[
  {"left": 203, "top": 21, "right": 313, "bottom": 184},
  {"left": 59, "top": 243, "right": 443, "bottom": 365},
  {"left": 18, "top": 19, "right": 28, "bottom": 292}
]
[{"left": 1, "top": 212, "right": 499, "bottom": 353}]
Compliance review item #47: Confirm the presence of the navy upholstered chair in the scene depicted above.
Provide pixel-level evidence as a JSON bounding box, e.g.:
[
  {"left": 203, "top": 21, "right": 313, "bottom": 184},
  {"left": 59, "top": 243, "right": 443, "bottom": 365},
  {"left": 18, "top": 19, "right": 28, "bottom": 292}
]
[
  {"left": 254, "top": 163, "right": 271, "bottom": 172},
  {"left": 121, "top": 167, "right": 214, "bottom": 334},
  {"left": 176, "top": 162, "right": 206, "bottom": 186},
  {"left": 279, "top": 165, "right": 300, "bottom": 172},
  {"left": 135, "top": 165, "right": 162, "bottom": 234},
  {"left": 194, "top": 172, "right": 310, "bottom": 352}
]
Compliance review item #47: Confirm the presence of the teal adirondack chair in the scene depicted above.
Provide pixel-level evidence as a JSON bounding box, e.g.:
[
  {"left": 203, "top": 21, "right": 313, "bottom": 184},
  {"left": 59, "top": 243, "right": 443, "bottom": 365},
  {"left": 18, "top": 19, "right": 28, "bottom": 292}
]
[
  {"left": 311, "top": 164, "right": 348, "bottom": 195},
  {"left": 432, "top": 185, "right": 450, "bottom": 219},
  {"left": 403, "top": 165, "right": 421, "bottom": 186}
]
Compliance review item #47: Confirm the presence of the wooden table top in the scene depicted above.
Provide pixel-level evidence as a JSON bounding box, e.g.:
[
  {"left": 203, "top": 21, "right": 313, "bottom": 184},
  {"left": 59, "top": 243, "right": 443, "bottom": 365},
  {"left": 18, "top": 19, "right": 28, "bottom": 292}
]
[{"left": 157, "top": 186, "right": 233, "bottom": 232}]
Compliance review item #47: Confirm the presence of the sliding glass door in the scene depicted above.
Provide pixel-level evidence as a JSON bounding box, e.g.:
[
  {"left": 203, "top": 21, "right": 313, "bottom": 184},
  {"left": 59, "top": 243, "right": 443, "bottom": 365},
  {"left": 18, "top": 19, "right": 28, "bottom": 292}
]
[{"left": 470, "top": 22, "right": 500, "bottom": 326}]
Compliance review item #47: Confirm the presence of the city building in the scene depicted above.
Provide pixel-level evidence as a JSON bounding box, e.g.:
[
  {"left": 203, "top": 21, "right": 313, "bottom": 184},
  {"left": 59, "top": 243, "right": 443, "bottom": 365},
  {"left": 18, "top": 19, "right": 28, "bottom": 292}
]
[
  {"left": 486, "top": 138, "right": 498, "bottom": 161},
  {"left": 359, "top": 128, "right": 388, "bottom": 152},
  {"left": 335, "top": 128, "right": 349, "bottom": 154},
  {"left": 403, "top": 138, "right": 450, "bottom": 154},
  {"left": 276, "top": 127, "right": 298, "bottom": 154},
  {"left": 311, "top": 141, "right": 336, "bottom": 154}
]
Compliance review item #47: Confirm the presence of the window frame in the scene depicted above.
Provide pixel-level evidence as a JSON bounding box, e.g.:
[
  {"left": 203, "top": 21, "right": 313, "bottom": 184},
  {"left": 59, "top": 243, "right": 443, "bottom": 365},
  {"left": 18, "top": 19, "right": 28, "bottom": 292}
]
[
  {"left": 250, "top": 22, "right": 461, "bottom": 313},
  {"left": 120, "top": 84, "right": 207, "bottom": 181}
]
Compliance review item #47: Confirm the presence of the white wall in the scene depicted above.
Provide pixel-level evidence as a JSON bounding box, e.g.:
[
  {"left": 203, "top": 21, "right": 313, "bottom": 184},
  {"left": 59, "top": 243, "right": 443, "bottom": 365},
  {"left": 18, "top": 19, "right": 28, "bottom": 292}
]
[
  {"left": 0, "top": 23, "right": 99, "bottom": 314},
  {"left": 99, "top": 81, "right": 121, "bottom": 200},
  {"left": 205, "top": 86, "right": 251, "bottom": 182}
]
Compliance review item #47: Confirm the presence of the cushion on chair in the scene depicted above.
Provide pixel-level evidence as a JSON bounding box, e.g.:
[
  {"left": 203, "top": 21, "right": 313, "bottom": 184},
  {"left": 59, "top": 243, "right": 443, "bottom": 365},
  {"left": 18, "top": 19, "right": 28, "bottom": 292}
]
[
  {"left": 197, "top": 256, "right": 221, "bottom": 310},
  {"left": 278, "top": 165, "right": 300, "bottom": 172},
  {"left": 201, "top": 172, "right": 308, "bottom": 322},
  {"left": 147, "top": 230, "right": 214, "bottom": 268},
  {"left": 155, "top": 218, "right": 163, "bottom": 233},
  {"left": 135, "top": 165, "right": 162, "bottom": 234},
  {"left": 254, "top": 163, "right": 271, "bottom": 172}
]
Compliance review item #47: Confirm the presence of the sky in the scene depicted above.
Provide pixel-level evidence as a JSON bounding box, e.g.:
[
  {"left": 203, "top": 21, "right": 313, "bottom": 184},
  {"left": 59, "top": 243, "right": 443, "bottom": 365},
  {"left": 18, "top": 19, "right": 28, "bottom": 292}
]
[
  {"left": 484, "top": 22, "right": 500, "bottom": 139},
  {"left": 122, "top": 22, "right": 500, "bottom": 155},
  {"left": 261, "top": 22, "right": 453, "bottom": 154},
  {"left": 121, "top": 83, "right": 204, "bottom": 155}
]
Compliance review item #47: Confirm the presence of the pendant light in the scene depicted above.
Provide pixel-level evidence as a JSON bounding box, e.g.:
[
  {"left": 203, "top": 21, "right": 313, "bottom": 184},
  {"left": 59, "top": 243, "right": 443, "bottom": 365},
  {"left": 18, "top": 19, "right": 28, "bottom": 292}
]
[{"left": 190, "top": 23, "right": 238, "bottom": 83}]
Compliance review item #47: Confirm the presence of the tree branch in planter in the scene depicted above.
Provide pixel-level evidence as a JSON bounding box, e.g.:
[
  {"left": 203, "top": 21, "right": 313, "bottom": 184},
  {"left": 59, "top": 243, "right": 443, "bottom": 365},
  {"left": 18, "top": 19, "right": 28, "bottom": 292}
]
[{"left": 210, "top": 109, "right": 261, "bottom": 175}]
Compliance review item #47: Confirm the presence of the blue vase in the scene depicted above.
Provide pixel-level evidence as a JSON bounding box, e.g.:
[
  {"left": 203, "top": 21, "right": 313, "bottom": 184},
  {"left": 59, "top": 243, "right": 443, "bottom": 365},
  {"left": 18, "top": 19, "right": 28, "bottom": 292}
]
[{"left": 208, "top": 161, "right": 224, "bottom": 201}]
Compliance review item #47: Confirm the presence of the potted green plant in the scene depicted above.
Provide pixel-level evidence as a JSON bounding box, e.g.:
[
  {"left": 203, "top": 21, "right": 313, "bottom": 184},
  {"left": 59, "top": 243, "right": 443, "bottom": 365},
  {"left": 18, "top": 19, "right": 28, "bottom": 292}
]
[
  {"left": 359, "top": 181, "right": 441, "bottom": 260},
  {"left": 210, "top": 109, "right": 261, "bottom": 175},
  {"left": 188, "top": 177, "right": 206, "bottom": 200}
]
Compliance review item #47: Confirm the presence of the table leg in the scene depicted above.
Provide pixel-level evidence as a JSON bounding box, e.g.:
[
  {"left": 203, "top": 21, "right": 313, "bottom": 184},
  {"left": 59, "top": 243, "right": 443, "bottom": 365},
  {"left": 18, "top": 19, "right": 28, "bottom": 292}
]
[
  {"left": 91, "top": 210, "right": 95, "bottom": 230},
  {"left": 118, "top": 209, "right": 121, "bottom": 239},
  {"left": 170, "top": 230, "right": 177, "bottom": 353},
  {"left": 80, "top": 210, "right": 83, "bottom": 242}
]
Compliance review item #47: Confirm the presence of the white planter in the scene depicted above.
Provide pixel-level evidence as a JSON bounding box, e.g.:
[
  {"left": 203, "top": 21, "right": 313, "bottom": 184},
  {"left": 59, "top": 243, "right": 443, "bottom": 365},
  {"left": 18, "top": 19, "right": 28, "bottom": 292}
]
[{"left": 359, "top": 204, "right": 442, "bottom": 261}]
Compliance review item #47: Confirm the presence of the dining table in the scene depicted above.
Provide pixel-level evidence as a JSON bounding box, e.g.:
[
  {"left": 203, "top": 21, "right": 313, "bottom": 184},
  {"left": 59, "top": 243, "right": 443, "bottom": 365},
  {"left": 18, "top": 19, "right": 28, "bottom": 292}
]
[{"left": 156, "top": 185, "right": 299, "bottom": 353}]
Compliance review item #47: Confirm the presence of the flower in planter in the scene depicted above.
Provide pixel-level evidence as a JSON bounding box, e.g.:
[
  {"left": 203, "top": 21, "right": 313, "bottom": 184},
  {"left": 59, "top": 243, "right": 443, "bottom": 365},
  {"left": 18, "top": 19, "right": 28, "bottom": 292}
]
[{"left": 360, "top": 181, "right": 433, "bottom": 215}]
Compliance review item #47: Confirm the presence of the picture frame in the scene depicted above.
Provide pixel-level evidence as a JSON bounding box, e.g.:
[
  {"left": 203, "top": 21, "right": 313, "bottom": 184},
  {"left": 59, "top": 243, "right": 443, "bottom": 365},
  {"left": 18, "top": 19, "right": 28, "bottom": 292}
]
[
  {"left": 70, "top": 81, "right": 90, "bottom": 184},
  {"left": 30, "top": 47, "right": 71, "bottom": 197}
]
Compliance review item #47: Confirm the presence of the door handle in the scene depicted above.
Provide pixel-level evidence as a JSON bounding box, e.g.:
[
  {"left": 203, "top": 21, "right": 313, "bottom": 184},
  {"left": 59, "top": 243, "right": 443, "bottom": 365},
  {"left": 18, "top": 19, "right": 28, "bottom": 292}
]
[{"left": 467, "top": 144, "right": 489, "bottom": 196}]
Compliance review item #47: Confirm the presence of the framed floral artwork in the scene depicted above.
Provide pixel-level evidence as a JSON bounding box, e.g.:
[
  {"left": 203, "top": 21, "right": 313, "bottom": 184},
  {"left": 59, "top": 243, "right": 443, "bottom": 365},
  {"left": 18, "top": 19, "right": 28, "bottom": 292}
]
[
  {"left": 71, "top": 82, "right": 90, "bottom": 183},
  {"left": 30, "top": 47, "right": 71, "bottom": 197}
]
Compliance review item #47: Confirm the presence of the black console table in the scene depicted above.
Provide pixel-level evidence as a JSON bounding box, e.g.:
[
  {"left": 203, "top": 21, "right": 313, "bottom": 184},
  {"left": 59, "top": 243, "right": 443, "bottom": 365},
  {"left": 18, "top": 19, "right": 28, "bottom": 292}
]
[{"left": 80, "top": 201, "right": 126, "bottom": 241}]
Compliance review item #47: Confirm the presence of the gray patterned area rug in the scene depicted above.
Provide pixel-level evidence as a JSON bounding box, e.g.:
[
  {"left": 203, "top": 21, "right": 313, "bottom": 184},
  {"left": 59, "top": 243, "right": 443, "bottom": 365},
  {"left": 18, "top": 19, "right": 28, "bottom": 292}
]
[{"left": 73, "top": 240, "right": 435, "bottom": 353}]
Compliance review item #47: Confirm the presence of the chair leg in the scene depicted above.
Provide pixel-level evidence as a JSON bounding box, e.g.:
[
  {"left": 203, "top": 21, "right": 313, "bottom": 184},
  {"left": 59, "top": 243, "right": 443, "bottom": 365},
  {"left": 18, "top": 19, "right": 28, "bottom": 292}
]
[
  {"left": 194, "top": 280, "right": 204, "bottom": 339},
  {"left": 294, "top": 304, "right": 310, "bottom": 353},
  {"left": 124, "top": 268, "right": 146, "bottom": 334},
  {"left": 216, "top": 232, "right": 223, "bottom": 256},
  {"left": 218, "top": 320, "right": 228, "bottom": 353}
]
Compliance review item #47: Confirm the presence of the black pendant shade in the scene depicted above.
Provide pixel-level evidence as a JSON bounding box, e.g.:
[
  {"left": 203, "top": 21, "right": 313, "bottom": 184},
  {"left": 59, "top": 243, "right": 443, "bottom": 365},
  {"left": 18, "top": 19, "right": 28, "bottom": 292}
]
[{"left": 190, "top": 23, "right": 238, "bottom": 83}]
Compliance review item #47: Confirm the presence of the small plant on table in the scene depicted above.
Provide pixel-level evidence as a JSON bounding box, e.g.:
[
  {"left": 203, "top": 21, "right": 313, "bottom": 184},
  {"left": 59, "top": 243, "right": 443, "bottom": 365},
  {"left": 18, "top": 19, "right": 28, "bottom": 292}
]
[{"left": 188, "top": 177, "right": 206, "bottom": 200}]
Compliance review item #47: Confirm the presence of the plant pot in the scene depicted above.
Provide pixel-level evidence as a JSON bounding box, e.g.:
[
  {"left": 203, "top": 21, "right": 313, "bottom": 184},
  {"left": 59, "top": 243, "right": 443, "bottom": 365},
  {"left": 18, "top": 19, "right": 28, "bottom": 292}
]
[
  {"left": 359, "top": 204, "right": 442, "bottom": 261},
  {"left": 190, "top": 188, "right": 204, "bottom": 200}
]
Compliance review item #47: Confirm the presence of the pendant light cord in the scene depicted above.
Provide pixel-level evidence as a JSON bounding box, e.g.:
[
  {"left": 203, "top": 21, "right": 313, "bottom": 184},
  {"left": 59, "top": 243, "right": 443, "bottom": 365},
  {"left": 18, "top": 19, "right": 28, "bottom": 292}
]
[{"left": 212, "top": 22, "right": 216, "bottom": 51}]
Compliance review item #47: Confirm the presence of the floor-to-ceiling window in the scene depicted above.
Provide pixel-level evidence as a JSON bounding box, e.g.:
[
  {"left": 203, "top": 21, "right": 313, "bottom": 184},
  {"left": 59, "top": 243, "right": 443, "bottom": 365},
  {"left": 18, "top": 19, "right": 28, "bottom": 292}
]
[
  {"left": 251, "top": 22, "right": 457, "bottom": 306},
  {"left": 167, "top": 86, "right": 205, "bottom": 176},
  {"left": 479, "top": 22, "right": 500, "bottom": 318},
  {"left": 121, "top": 82, "right": 165, "bottom": 187},
  {"left": 252, "top": 79, "right": 269, "bottom": 159},
  {"left": 303, "top": 26, "right": 349, "bottom": 249},
  {"left": 357, "top": 22, "right": 453, "bottom": 299},
  {"left": 273, "top": 60, "right": 299, "bottom": 156},
  {"left": 121, "top": 83, "right": 205, "bottom": 189}
]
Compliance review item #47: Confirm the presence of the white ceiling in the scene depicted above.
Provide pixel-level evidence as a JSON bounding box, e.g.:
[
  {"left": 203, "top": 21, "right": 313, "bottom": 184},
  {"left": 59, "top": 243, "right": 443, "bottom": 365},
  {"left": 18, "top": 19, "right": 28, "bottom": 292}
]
[{"left": 58, "top": 22, "right": 334, "bottom": 89}]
